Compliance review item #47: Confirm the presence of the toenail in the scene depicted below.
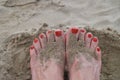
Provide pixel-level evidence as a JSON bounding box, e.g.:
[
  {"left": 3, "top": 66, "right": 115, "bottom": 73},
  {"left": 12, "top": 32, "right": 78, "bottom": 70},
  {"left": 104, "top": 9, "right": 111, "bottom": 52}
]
[
  {"left": 34, "top": 38, "right": 38, "bottom": 43},
  {"left": 30, "top": 45, "right": 34, "bottom": 49},
  {"left": 48, "top": 30, "right": 52, "bottom": 33},
  {"left": 80, "top": 29, "right": 85, "bottom": 33},
  {"left": 55, "top": 31, "right": 62, "bottom": 37},
  {"left": 40, "top": 34, "right": 44, "bottom": 38},
  {"left": 71, "top": 28, "right": 78, "bottom": 34},
  {"left": 97, "top": 47, "right": 100, "bottom": 52},
  {"left": 88, "top": 33, "right": 92, "bottom": 38},
  {"left": 93, "top": 37, "right": 98, "bottom": 42}
]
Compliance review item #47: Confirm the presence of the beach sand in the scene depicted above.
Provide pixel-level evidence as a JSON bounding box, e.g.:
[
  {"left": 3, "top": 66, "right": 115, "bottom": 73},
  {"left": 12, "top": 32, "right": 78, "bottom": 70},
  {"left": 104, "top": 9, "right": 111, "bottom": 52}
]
[{"left": 0, "top": 0, "right": 120, "bottom": 80}]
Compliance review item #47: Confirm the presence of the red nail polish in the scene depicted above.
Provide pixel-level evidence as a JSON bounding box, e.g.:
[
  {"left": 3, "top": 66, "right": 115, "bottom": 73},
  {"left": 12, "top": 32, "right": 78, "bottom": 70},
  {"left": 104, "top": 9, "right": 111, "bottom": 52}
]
[
  {"left": 34, "top": 38, "right": 38, "bottom": 43},
  {"left": 40, "top": 34, "right": 44, "bottom": 38},
  {"left": 71, "top": 28, "right": 78, "bottom": 34},
  {"left": 30, "top": 45, "right": 34, "bottom": 49},
  {"left": 88, "top": 33, "right": 92, "bottom": 38},
  {"left": 55, "top": 31, "right": 62, "bottom": 37},
  {"left": 93, "top": 37, "right": 97, "bottom": 42},
  {"left": 80, "top": 29, "right": 85, "bottom": 33},
  {"left": 97, "top": 47, "right": 100, "bottom": 52},
  {"left": 48, "top": 30, "right": 52, "bottom": 33}
]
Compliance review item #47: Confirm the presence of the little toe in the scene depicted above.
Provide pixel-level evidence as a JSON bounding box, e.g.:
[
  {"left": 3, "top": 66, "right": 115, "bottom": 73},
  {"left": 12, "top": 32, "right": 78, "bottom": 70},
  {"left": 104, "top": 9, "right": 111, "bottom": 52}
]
[
  {"left": 46, "top": 30, "right": 55, "bottom": 42},
  {"left": 85, "top": 32, "right": 93, "bottom": 48},
  {"left": 39, "top": 33, "right": 47, "bottom": 49},
  {"left": 30, "top": 45, "right": 37, "bottom": 65},
  {"left": 30, "top": 45, "right": 39, "bottom": 80},
  {"left": 90, "top": 37, "right": 99, "bottom": 51},
  {"left": 33, "top": 38, "right": 41, "bottom": 54},
  {"left": 95, "top": 46, "right": 101, "bottom": 62}
]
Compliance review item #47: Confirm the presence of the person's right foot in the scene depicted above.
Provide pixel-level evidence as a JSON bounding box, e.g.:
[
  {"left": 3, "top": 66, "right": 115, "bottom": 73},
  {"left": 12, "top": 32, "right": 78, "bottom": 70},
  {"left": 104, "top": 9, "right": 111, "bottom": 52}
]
[
  {"left": 66, "top": 27, "right": 102, "bottom": 80},
  {"left": 30, "top": 29, "right": 65, "bottom": 80}
]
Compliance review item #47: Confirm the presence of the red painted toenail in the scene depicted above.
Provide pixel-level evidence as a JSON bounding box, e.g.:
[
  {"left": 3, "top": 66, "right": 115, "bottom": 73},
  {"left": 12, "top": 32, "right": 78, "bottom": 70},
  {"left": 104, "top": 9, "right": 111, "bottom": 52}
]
[
  {"left": 80, "top": 29, "right": 85, "bottom": 33},
  {"left": 30, "top": 45, "right": 34, "bottom": 49},
  {"left": 40, "top": 34, "right": 44, "bottom": 38},
  {"left": 88, "top": 33, "right": 92, "bottom": 38},
  {"left": 97, "top": 47, "right": 100, "bottom": 52},
  {"left": 34, "top": 38, "right": 38, "bottom": 43},
  {"left": 93, "top": 37, "right": 98, "bottom": 42},
  {"left": 71, "top": 28, "right": 78, "bottom": 34},
  {"left": 55, "top": 31, "right": 62, "bottom": 37},
  {"left": 48, "top": 30, "right": 52, "bottom": 33}
]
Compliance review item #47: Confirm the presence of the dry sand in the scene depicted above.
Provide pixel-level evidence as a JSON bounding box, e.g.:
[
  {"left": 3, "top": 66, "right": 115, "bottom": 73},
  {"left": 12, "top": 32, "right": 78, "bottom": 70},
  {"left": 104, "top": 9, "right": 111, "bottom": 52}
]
[
  {"left": 0, "top": 25, "right": 120, "bottom": 80},
  {"left": 0, "top": 0, "right": 120, "bottom": 80}
]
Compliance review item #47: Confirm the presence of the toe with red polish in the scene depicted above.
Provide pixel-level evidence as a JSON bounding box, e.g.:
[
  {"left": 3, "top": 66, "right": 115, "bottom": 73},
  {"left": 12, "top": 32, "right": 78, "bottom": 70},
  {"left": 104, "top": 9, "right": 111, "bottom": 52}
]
[
  {"left": 55, "top": 30, "right": 62, "bottom": 37},
  {"left": 96, "top": 47, "right": 101, "bottom": 61},
  {"left": 85, "top": 32, "right": 93, "bottom": 48},
  {"left": 30, "top": 45, "right": 34, "bottom": 50},
  {"left": 90, "top": 37, "right": 98, "bottom": 50},
  {"left": 34, "top": 38, "right": 39, "bottom": 43},
  {"left": 48, "top": 30, "right": 52, "bottom": 34},
  {"left": 93, "top": 37, "right": 98, "bottom": 42},
  {"left": 88, "top": 33, "right": 93, "bottom": 38},
  {"left": 80, "top": 29, "right": 86, "bottom": 33},
  {"left": 71, "top": 28, "right": 79, "bottom": 34},
  {"left": 39, "top": 34, "right": 44, "bottom": 39},
  {"left": 97, "top": 47, "right": 100, "bottom": 52}
]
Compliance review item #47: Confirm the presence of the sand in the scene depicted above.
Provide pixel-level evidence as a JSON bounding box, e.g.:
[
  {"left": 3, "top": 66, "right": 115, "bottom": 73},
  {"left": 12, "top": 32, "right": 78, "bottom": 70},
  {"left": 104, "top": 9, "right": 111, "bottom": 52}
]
[{"left": 0, "top": 0, "right": 120, "bottom": 80}]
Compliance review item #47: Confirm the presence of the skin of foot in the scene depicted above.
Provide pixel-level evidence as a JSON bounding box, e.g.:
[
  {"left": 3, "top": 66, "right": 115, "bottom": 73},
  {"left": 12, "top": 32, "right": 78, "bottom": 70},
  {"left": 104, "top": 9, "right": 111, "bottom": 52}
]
[
  {"left": 66, "top": 27, "right": 102, "bottom": 80},
  {"left": 30, "top": 29, "right": 65, "bottom": 80}
]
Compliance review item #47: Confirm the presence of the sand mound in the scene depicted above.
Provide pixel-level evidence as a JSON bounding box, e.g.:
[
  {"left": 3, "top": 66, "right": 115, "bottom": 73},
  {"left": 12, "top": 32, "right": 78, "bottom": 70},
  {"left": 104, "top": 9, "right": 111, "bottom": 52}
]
[{"left": 0, "top": 25, "right": 120, "bottom": 80}]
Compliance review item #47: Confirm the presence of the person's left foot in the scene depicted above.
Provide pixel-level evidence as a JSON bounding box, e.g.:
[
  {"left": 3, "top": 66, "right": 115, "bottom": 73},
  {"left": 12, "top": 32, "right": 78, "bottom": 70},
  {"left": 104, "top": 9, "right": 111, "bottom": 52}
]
[
  {"left": 66, "top": 27, "right": 102, "bottom": 80},
  {"left": 30, "top": 29, "right": 65, "bottom": 80}
]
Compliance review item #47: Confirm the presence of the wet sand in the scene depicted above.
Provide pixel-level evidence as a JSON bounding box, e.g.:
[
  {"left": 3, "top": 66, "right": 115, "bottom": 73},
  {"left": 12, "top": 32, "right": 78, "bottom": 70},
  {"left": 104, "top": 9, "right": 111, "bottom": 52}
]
[{"left": 0, "top": 25, "right": 120, "bottom": 80}]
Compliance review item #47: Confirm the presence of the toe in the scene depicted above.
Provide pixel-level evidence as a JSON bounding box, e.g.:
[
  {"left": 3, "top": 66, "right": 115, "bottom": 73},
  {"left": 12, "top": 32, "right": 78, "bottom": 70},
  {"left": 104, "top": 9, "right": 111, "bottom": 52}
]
[
  {"left": 70, "top": 27, "right": 80, "bottom": 38},
  {"left": 66, "top": 27, "right": 80, "bottom": 46},
  {"left": 95, "top": 46, "right": 101, "bottom": 61},
  {"left": 33, "top": 38, "right": 41, "bottom": 54},
  {"left": 46, "top": 30, "right": 55, "bottom": 42},
  {"left": 54, "top": 29, "right": 65, "bottom": 48},
  {"left": 30, "top": 45, "right": 37, "bottom": 63},
  {"left": 30, "top": 45, "right": 39, "bottom": 80},
  {"left": 39, "top": 33, "right": 47, "bottom": 49},
  {"left": 54, "top": 29, "right": 64, "bottom": 41},
  {"left": 79, "top": 28, "right": 86, "bottom": 41},
  {"left": 54, "top": 29, "right": 65, "bottom": 57},
  {"left": 85, "top": 32, "right": 93, "bottom": 48},
  {"left": 90, "top": 37, "right": 98, "bottom": 51}
]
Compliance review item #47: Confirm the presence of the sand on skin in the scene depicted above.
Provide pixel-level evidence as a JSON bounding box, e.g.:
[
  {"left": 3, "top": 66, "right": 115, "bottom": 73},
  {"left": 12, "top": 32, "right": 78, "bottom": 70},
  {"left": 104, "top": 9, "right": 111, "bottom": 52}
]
[{"left": 0, "top": 25, "right": 120, "bottom": 80}]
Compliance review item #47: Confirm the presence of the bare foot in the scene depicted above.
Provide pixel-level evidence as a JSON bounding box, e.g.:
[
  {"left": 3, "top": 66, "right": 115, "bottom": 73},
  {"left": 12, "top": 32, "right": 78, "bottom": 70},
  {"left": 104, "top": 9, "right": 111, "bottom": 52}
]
[
  {"left": 30, "top": 30, "right": 65, "bottom": 80},
  {"left": 66, "top": 27, "right": 101, "bottom": 80}
]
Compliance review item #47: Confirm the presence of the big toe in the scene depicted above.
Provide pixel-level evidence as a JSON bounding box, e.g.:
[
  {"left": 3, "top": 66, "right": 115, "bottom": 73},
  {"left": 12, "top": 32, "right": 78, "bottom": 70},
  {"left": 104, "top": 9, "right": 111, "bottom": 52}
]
[
  {"left": 54, "top": 29, "right": 65, "bottom": 48},
  {"left": 66, "top": 27, "right": 80, "bottom": 47}
]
